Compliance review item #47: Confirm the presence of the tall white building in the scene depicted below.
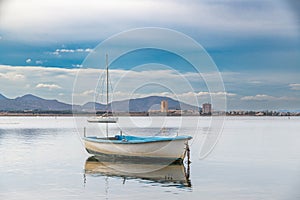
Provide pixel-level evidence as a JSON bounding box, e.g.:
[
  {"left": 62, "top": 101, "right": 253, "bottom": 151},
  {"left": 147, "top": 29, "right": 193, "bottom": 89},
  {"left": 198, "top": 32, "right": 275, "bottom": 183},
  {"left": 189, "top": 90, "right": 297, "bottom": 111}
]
[{"left": 161, "top": 100, "right": 168, "bottom": 113}]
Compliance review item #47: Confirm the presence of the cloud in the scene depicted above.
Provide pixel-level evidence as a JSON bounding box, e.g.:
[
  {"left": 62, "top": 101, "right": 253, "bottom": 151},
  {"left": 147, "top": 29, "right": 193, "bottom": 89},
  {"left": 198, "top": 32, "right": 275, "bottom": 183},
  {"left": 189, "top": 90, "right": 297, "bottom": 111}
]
[
  {"left": 72, "top": 64, "right": 83, "bottom": 68},
  {"left": 26, "top": 58, "right": 31, "bottom": 63},
  {"left": 0, "top": 65, "right": 85, "bottom": 102},
  {"left": 0, "top": 0, "right": 297, "bottom": 42},
  {"left": 241, "top": 94, "right": 297, "bottom": 101},
  {"left": 0, "top": 64, "right": 299, "bottom": 110},
  {"left": 289, "top": 83, "right": 300, "bottom": 90},
  {"left": 194, "top": 91, "right": 236, "bottom": 97},
  {"left": 0, "top": 72, "right": 25, "bottom": 81},
  {"left": 35, "top": 60, "right": 43, "bottom": 64},
  {"left": 249, "top": 80, "right": 262, "bottom": 84},
  {"left": 74, "top": 90, "right": 95, "bottom": 97},
  {"left": 112, "top": 91, "right": 232, "bottom": 100},
  {"left": 53, "top": 48, "right": 94, "bottom": 55},
  {"left": 36, "top": 83, "right": 62, "bottom": 90},
  {"left": 241, "top": 94, "right": 276, "bottom": 101}
]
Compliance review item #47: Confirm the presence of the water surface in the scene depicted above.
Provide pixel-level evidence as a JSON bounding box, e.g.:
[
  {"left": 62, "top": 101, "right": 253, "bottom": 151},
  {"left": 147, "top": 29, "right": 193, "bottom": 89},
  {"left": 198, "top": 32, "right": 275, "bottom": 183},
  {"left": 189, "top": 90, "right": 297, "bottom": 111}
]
[{"left": 0, "top": 116, "right": 299, "bottom": 199}]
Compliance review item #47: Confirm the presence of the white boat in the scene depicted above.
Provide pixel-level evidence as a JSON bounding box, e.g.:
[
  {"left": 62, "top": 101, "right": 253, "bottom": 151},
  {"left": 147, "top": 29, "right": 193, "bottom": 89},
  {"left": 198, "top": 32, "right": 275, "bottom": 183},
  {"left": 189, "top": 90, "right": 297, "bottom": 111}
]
[
  {"left": 87, "top": 54, "right": 118, "bottom": 123},
  {"left": 83, "top": 134, "right": 192, "bottom": 162},
  {"left": 87, "top": 116, "right": 118, "bottom": 123}
]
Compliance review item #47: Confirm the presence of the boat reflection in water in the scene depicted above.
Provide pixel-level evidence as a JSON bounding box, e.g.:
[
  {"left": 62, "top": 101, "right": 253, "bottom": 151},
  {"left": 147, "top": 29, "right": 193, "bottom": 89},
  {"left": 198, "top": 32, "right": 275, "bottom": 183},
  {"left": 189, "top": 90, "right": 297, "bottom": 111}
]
[{"left": 84, "top": 156, "right": 192, "bottom": 188}]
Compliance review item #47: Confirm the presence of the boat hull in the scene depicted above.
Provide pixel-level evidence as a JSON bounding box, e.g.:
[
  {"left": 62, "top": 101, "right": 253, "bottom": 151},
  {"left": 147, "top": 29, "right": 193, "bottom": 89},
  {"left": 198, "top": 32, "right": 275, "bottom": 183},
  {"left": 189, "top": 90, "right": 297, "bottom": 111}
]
[
  {"left": 83, "top": 136, "right": 190, "bottom": 161},
  {"left": 87, "top": 117, "right": 118, "bottom": 123}
]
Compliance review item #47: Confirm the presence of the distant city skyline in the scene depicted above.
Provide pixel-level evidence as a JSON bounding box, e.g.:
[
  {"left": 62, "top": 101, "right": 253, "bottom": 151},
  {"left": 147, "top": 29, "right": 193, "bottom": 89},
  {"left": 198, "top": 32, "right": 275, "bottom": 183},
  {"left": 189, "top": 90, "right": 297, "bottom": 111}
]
[{"left": 0, "top": 0, "right": 299, "bottom": 110}]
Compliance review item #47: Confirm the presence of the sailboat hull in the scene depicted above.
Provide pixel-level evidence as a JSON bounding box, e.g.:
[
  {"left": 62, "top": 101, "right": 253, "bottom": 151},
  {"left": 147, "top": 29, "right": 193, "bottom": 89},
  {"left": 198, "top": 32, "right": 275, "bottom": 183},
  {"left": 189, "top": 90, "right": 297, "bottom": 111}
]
[{"left": 87, "top": 116, "right": 118, "bottom": 123}]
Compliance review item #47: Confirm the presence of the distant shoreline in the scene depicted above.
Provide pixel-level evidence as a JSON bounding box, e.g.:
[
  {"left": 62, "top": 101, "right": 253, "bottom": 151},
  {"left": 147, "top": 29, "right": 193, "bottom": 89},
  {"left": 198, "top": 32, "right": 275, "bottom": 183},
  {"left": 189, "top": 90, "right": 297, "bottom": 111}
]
[{"left": 0, "top": 112, "right": 299, "bottom": 117}]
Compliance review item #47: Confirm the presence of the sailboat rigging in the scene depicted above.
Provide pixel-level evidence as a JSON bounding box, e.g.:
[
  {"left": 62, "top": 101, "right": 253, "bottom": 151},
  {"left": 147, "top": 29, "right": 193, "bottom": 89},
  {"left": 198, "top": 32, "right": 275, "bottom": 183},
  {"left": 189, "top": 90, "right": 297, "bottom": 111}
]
[{"left": 87, "top": 54, "right": 118, "bottom": 123}]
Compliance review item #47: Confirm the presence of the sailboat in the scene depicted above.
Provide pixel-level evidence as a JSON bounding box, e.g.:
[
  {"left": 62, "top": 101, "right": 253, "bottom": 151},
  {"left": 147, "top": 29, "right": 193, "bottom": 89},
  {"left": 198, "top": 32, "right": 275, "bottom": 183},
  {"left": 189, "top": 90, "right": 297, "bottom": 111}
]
[
  {"left": 87, "top": 54, "right": 118, "bottom": 123},
  {"left": 83, "top": 54, "right": 192, "bottom": 163}
]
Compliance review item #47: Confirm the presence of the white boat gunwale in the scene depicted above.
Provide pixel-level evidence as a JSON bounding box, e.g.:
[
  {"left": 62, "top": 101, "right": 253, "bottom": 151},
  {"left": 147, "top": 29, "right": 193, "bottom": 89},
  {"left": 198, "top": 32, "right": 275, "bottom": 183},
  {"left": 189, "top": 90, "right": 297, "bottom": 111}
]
[{"left": 83, "top": 135, "right": 192, "bottom": 144}]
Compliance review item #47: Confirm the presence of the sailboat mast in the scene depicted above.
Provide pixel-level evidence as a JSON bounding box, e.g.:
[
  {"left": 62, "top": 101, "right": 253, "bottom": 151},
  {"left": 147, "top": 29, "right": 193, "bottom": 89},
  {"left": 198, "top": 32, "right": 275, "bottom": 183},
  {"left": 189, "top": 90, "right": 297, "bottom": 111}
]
[{"left": 106, "top": 54, "right": 109, "bottom": 116}]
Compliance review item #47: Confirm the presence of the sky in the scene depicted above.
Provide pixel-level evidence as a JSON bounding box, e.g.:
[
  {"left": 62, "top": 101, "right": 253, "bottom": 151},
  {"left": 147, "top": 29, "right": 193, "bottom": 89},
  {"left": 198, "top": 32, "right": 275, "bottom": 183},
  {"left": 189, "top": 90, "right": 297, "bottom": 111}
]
[{"left": 0, "top": 0, "right": 299, "bottom": 111}]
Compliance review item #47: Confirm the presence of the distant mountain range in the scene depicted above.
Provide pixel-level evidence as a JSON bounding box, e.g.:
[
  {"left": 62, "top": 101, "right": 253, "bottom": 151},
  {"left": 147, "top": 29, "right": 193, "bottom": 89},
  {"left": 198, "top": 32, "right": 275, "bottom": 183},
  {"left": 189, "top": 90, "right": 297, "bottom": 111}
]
[
  {"left": 0, "top": 93, "right": 198, "bottom": 112},
  {"left": 0, "top": 94, "right": 72, "bottom": 111}
]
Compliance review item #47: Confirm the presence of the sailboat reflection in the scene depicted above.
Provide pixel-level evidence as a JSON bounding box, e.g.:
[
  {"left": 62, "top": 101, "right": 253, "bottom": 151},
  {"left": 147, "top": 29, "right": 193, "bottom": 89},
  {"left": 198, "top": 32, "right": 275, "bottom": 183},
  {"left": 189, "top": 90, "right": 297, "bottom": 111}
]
[{"left": 84, "top": 156, "right": 192, "bottom": 188}]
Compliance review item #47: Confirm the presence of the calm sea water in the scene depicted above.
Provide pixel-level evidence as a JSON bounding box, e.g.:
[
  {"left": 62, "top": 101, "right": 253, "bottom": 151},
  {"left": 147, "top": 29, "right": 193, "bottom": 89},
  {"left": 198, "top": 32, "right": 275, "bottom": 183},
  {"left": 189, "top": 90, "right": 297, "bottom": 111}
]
[{"left": 0, "top": 116, "right": 299, "bottom": 200}]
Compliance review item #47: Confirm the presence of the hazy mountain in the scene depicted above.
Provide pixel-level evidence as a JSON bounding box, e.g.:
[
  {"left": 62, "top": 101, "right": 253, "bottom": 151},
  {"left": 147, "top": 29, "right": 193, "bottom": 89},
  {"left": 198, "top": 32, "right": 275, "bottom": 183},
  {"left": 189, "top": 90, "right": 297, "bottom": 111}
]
[
  {"left": 0, "top": 93, "right": 9, "bottom": 100},
  {"left": 111, "top": 96, "right": 198, "bottom": 112},
  {"left": 82, "top": 102, "right": 106, "bottom": 111},
  {"left": 0, "top": 93, "right": 198, "bottom": 112},
  {"left": 0, "top": 94, "right": 72, "bottom": 111}
]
